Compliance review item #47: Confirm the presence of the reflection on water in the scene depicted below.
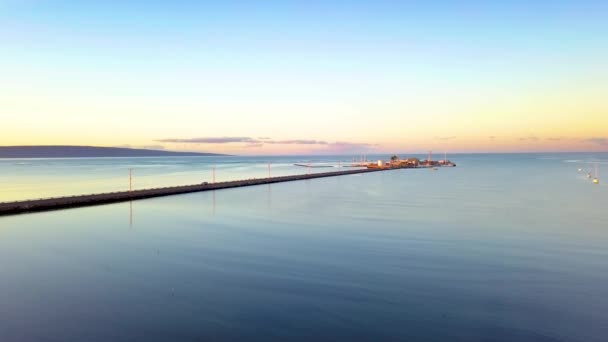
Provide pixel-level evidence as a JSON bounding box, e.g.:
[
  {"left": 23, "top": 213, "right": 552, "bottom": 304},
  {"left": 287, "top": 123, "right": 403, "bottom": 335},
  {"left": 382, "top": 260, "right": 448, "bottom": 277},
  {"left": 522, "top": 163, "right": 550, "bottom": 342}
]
[
  {"left": 267, "top": 184, "right": 272, "bottom": 210},
  {"left": 0, "top": 153, "right": 607, "bottom": 341}
]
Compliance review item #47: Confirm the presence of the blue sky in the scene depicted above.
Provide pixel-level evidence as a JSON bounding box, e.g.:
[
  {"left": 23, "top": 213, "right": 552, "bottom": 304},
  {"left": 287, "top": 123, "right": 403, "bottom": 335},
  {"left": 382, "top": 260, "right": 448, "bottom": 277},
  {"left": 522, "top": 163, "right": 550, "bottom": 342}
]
[{"left": 1, "top": 0, "right": 607, "bottom": 153}]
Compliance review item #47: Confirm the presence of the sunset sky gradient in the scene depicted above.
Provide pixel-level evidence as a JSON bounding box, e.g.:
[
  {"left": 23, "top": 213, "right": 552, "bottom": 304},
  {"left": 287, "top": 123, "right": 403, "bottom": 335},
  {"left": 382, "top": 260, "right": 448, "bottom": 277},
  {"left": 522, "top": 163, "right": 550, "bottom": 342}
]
[{"left": 1, "top": 1, "right": 607, "bottom": 154}]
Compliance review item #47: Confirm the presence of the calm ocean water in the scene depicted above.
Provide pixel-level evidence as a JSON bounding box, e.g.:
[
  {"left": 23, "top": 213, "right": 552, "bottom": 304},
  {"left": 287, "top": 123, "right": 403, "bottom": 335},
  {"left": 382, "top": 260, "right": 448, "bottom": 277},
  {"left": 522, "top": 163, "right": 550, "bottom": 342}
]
[{"left": 1, "top": 153, "right": 607, "bottom": 341}]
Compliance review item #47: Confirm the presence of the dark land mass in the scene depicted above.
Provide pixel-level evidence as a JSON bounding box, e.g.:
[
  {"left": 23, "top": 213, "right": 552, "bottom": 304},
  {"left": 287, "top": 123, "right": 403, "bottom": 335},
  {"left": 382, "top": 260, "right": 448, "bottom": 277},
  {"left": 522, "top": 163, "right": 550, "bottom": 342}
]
[{"left": 0, "top": 146, "right": 225, "bottom": 158}]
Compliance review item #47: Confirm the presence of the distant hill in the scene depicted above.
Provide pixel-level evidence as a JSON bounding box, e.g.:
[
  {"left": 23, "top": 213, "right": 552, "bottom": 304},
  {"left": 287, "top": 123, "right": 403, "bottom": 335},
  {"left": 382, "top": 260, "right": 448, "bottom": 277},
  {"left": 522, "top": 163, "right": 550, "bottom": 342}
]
[{"left": 0, "top": 146, "right": 225, "bottom": 158}]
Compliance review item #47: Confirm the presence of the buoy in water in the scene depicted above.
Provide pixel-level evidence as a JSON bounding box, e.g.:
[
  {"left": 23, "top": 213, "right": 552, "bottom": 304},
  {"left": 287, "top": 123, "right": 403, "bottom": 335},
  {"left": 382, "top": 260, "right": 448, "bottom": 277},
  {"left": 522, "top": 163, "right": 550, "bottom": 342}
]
[{"left": 592, "top": 163, "right": 600, "bottom": 184}]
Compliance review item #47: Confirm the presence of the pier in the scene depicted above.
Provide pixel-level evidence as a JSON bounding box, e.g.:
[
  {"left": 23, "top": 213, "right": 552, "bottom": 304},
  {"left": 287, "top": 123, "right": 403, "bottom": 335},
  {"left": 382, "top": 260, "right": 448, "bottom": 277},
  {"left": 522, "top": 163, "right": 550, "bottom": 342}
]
[
  {"left": 0, "top": 158, "right": 457, "bottom": 216},
  {"left": 0, "top": 167, "right": 388, "bottom": 216}
]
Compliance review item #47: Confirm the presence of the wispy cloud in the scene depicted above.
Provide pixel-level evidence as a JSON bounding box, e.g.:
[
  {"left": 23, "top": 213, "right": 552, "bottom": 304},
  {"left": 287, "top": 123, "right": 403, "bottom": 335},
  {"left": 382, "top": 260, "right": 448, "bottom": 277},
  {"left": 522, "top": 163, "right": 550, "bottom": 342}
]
[
  {"left": 244, "top": 143, "right": 264, "bottom": 148},
  {"left": 434, "top": 136, "right": 456, "bottom": 141},
  {"left": 156, "top": 136, "right": 375, "bottom": 151},
  {"left": 156, "top": 137, "right": 257, "bottom": 144},
  {"left": 546, "top": 137, "right": 562, "bottom": 141},
  {"left": 266, "top": 139, "right": 328, "bottom": 145},
  {"left": 584, "top": 137, "right": 608, "bottom": 146},
  {"left": 519, "top": 136, "right": 539, "bottom": 142},
  {"left": 331, "top": 141, "right": 376, "bottom": 148},
  {"left": 327, "top": 142, "right": 378, "bottom": 153},
  {"left": 116, "top": 144, "right": 166, "bottom": 150},
  {"left": 488, "top": 136, "right": 496, "bottom": 140}
]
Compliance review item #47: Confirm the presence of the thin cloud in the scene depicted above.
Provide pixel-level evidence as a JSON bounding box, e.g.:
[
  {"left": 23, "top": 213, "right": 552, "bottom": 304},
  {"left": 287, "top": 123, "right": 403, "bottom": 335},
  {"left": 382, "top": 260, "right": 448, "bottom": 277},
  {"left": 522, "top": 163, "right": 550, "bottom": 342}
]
[
  {"left": 116, "top": 144, "right": 166, "bottom": 150},
  {"left": 584, "top": 137, "right": 608, "bottom": 146},
  {"left": 331, "top": 141, "right": 376, "bottom": 147},
  {"left": 320, "top": 142, "right": 377, "bottom": 154},
  {"left": 546, "top": 137, "right": 562, "bottom": 141},
  {"left": 488, "top": 136, "right": 496, "bottom": 140},
  {"left": 156, "top": 136, "right": 376, "bottom": 150},
  {"left": 244, "top": 143, "right": 264, "bottom": 148},
  {"left": 519, "top": 136, "right": 539, "bottom": 142},
  {"left": 156, "top": 137, "right": 258, "bottom": 144},
  {"left": 157, "top": 137, "right": 330, "bottom": 146},
  {"left": 434, "top": 136, "right": 456, "bottom": 141},
  {"left": 329, "top": 142, "right": 378, "bottom": 150},
  {"left": 140, "top": 145, "right": 166, "bottom": 150},
  {"left": 266, "top": 139, "right": 328, "bottom": 145}
]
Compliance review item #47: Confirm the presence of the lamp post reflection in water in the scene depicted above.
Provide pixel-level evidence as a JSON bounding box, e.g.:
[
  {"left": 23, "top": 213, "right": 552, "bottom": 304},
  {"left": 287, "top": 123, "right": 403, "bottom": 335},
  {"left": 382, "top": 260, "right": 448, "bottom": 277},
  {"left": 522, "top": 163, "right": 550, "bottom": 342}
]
[
  {"left": 212, "top": 190, "right": 216, "bottom": 216},
  {"left": 129, "top": 201, "right": 133, "bottom": 227},
  {"left": 267, "top": 184, "right": 272, "bottom": 210}
]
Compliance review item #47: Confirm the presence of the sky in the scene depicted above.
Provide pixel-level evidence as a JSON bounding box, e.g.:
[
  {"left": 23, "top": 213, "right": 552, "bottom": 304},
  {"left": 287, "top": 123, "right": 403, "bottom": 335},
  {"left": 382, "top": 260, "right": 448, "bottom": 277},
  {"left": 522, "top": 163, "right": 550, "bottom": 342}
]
[{"left": 1, "top": 0, "right": 607, "bottom": 155}]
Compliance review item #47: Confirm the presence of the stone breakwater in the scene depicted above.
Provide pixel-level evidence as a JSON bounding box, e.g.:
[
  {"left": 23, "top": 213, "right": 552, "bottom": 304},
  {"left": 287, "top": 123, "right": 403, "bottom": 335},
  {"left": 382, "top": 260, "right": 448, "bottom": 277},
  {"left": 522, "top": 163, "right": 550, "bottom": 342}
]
[{"left": 0, "top": 167, "right": 391, "bottom": 216}]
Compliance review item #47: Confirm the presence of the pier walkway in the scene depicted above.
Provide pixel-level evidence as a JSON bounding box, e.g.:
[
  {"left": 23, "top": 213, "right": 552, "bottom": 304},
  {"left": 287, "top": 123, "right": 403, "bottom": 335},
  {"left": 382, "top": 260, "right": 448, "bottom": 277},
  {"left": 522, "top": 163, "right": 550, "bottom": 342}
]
[{"left": 0, "top": 167, "right": 391, "bottom": 216}]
